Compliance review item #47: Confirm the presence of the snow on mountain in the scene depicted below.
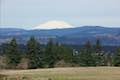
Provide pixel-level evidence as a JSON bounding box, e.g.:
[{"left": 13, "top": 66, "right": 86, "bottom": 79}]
[{"left": 32, "top": 20, "right": 73, "bottom": 29}]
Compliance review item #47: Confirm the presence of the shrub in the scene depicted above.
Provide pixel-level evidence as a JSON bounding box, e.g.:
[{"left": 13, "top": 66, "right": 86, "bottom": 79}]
[
  {"left": 16, "top": 58, "right": 29, "bottom": 69},
  {"left": 0, "top": 55, "right": 7, "bottom": 69}
]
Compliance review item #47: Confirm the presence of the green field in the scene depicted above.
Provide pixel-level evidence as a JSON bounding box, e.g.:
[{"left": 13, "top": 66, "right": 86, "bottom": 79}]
[{"left": 0, "top": 67, "right": 120, "bottom": 80}]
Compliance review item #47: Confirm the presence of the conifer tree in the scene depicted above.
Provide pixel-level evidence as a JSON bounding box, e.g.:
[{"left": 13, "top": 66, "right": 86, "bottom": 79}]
[
  {"left": 27, "top": 37, "right": 43, "bottom": 68},
  {"left": 44, "top": 40, "right": 73, "bottom": 67},
  {"left": 5, "top": 38, "right": 21, "bottom": 68},
  {"left": 79, "top": 40, "right": 96, "bottom": 66},
  {"left": 44, "top": 39, "right": 57, "bottom": 68},
  {"left": 95, "top": 39, "right": 102, "bottom": 53},
  {"left": 94, "top": 39, "right": 105, "bottom": 66},
  {"left": 113, "top": 47, "right": 120, "bottom": 66}
]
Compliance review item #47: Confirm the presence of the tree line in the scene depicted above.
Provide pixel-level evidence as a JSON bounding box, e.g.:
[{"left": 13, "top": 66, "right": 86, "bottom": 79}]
[{"left": 0, "top": 37, "right": 120, "bottom": 69}]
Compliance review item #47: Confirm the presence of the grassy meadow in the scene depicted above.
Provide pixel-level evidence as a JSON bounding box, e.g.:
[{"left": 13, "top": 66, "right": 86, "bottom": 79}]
[{"left": 0, "top": 67, "right": 120, "bottom": 80}]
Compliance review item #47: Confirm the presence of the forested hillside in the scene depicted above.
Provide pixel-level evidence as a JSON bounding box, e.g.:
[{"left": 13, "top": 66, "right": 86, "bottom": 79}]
[{"left": 0, "top": 37, "right": 120, "bottom": 69}]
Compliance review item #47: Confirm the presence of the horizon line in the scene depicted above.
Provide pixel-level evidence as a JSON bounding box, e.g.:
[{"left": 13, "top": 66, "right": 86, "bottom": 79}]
[{"left": 0, "top": 25, "right": 120, "bottom": 30}]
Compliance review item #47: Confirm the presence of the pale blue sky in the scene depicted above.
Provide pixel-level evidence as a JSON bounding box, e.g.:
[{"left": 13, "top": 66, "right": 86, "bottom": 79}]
[{"left": 0, "top": 0, "right": 120, "bottom": 29}]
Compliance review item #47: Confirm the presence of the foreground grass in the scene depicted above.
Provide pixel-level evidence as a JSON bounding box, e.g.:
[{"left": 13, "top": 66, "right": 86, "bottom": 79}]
[{"left": 0, "top": 67, "right": 120, "bottom": 80}]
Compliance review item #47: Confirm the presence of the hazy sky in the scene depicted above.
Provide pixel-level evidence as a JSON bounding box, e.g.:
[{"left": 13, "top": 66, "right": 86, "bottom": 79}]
[{"left": 0, "top": 0, "right": 120, "bottom": 29}]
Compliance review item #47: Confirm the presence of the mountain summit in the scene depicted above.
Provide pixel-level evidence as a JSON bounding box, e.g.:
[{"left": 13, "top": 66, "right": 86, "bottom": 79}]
[{"left": 33, "top": 20, "right": 73, "bottom": 29}]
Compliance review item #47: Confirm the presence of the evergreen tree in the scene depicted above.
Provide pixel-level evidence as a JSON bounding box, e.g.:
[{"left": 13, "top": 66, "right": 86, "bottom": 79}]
[
  {"left": 5, "top": 38, "right": 21, "bottom": 68},
  {"left": 94, "top": 39, "right": 105, "bottom": 66},
  {"left": 95, "top": 39, "right": 102, "bottom": 53},
  {"left": 113, "top": 47, "right": 120, "bottom": 66},
  {"left": 79, "top": 41, "right": 96, "bottom": 66},
  {"left": 60, "top": 46, "right": 73, "bottom": 63},
  {"left": 44, "top": 40, "right": 73, "bottom": 67},
  {"left": 44, "top": 39, "right": 57, "bottom": 68},
  {"left": 52, "top": 42, "right": 63, "bottom": 61},
  {"left": 27, "top": 37, "right": 43, "bottom": 69},
  {"left": 106, "top": 52, "right": 113, "bottom": 66}
]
